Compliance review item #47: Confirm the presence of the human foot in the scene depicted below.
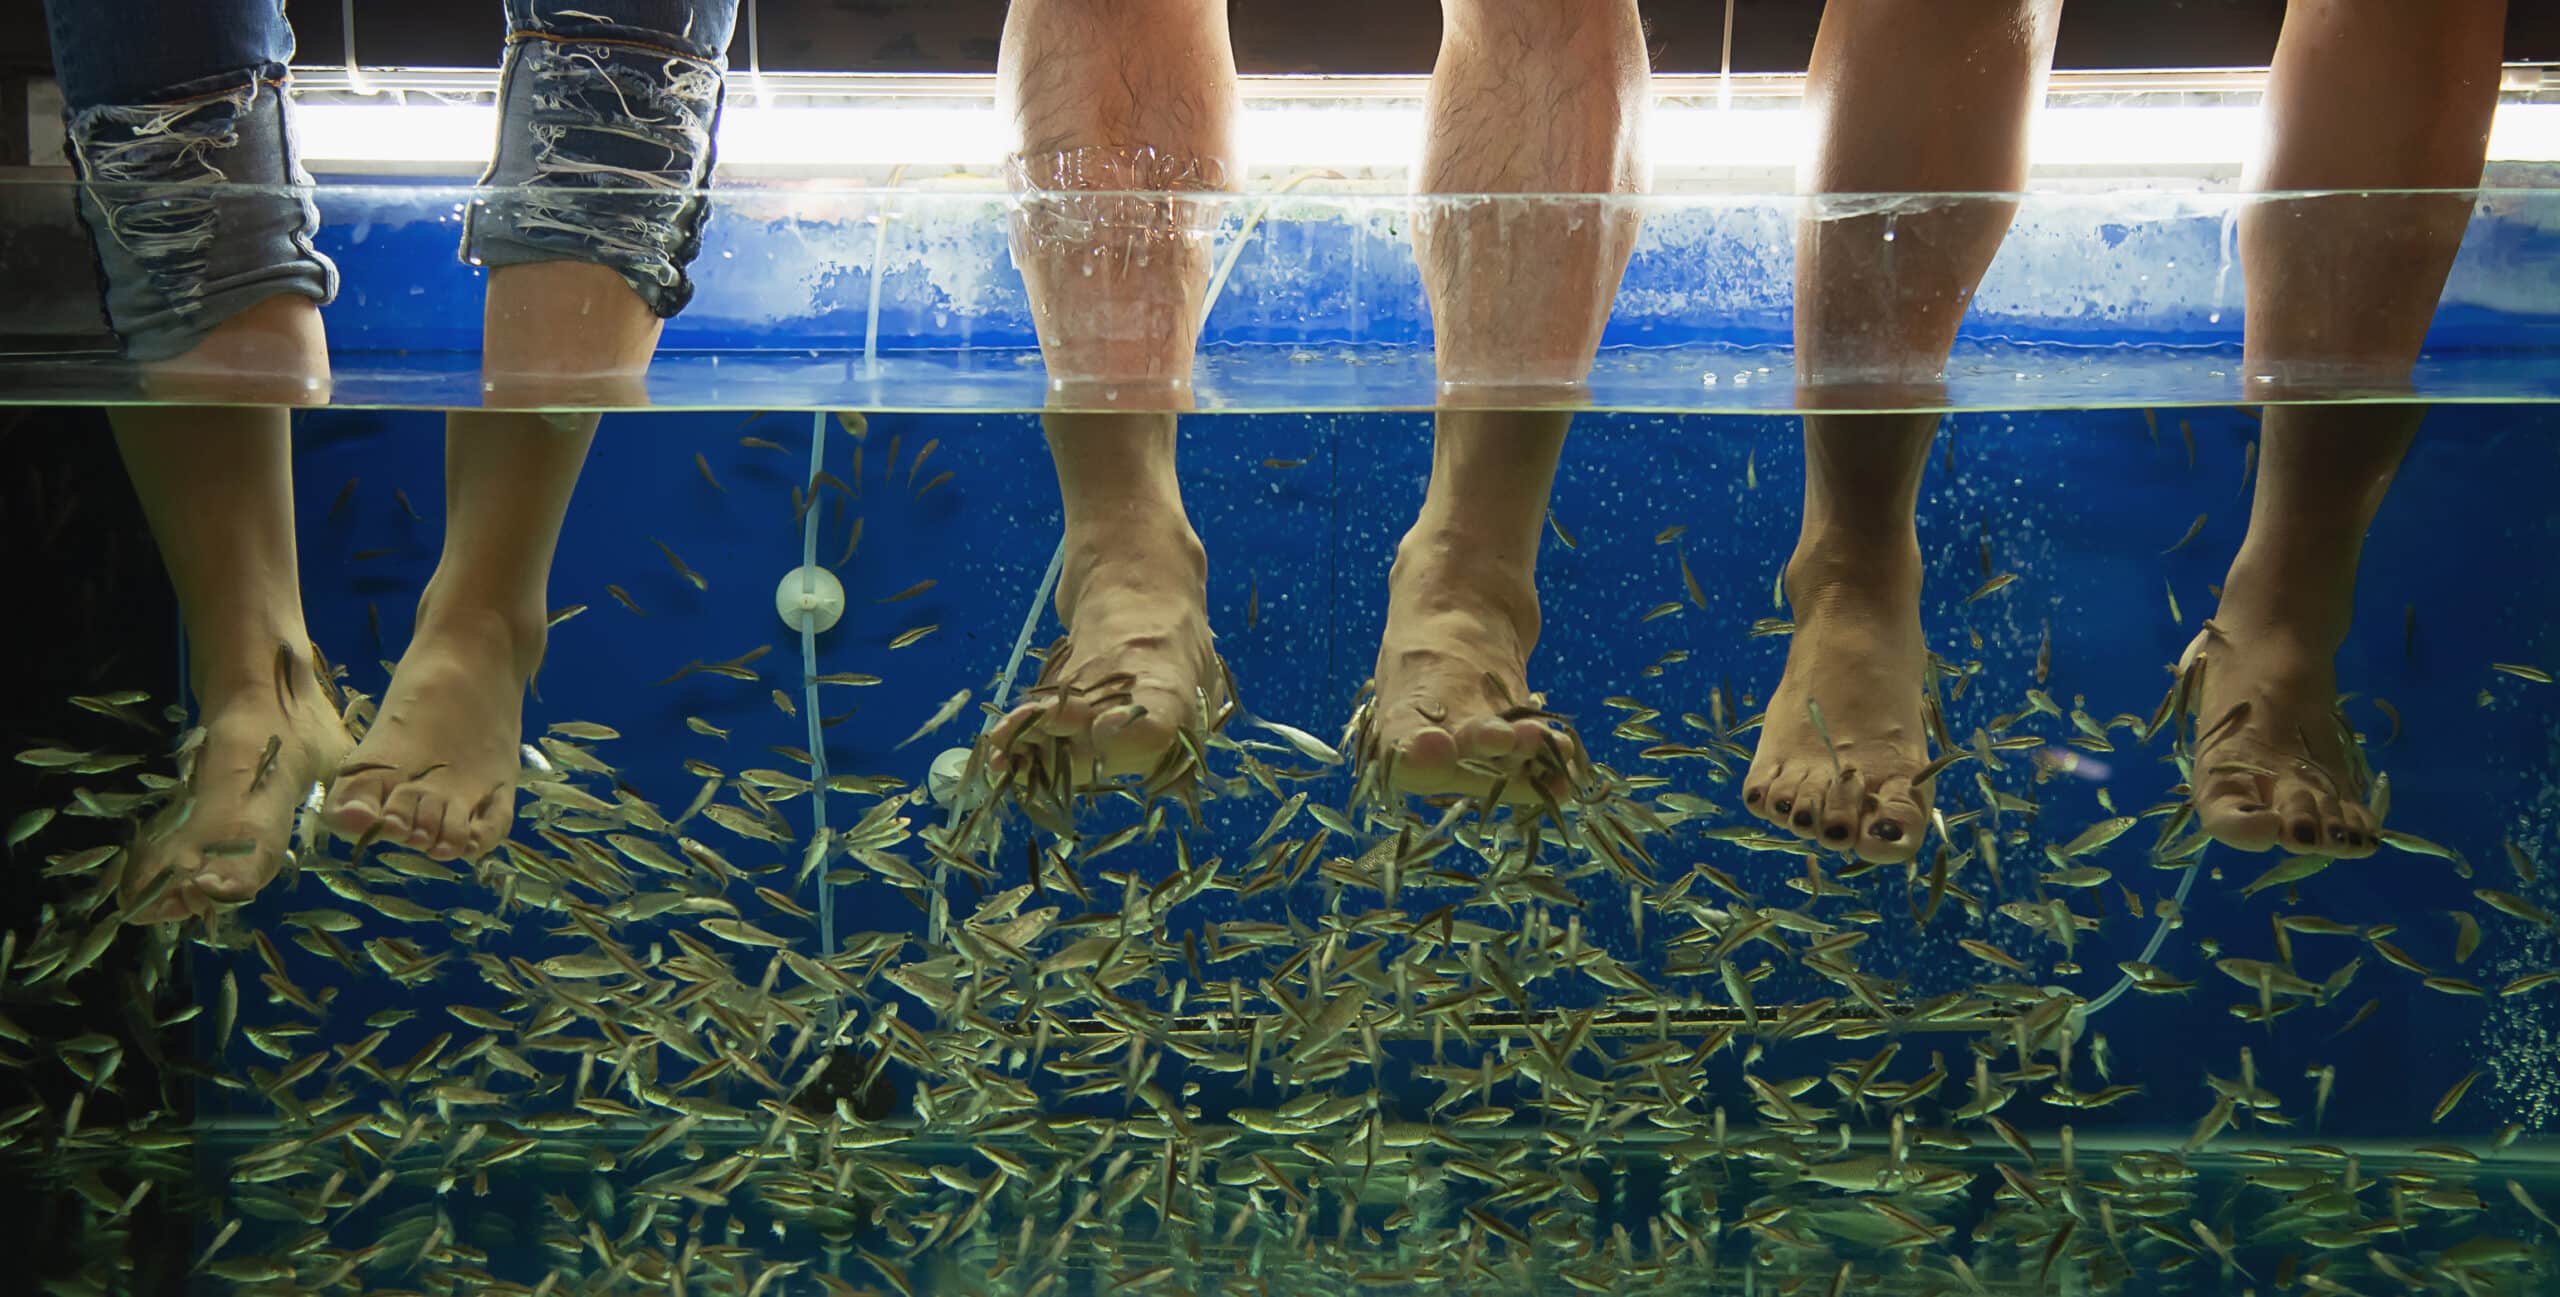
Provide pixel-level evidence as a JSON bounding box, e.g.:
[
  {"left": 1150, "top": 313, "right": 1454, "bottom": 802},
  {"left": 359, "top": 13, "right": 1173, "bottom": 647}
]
[
  {"left": 1741, "top": 540, "right": 1933, "bottom": 863},
  {"left": 2178, "top": 615, "right": 2378, "bottom": 857},
  {"left": 324, "top": 598, "right": 543, "bottom": 861},
  {"left": 130, "top": 646, "right": 352, "bottom": 922},
  {"left": 988, "top": 519, "right": 1222, "bottom": 784},
  {"left": 1358, "top": 524, "right": 1585, "bottom": 804}
]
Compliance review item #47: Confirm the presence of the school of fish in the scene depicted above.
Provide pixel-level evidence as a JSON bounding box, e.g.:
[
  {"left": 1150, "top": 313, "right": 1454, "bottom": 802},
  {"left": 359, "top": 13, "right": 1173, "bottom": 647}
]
[{"left": 4, "top": 411, "right": 2558, "bottom": 1297}]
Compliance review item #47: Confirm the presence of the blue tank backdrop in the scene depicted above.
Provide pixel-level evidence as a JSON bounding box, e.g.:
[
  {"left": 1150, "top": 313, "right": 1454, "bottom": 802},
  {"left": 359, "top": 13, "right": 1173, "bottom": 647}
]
[
  {"left": 305, "top": 177, "right": 2560, "bottom": 360},
  {"left": 264, "top": 398, "right": 2560, "bottom": 1149}
]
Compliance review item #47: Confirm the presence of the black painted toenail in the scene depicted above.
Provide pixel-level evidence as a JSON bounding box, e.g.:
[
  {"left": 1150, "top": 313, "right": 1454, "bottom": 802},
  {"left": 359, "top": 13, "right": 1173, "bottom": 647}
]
[
  {"left": 1772, "top": 799, "right": 1791, "bottom": 814},
  {"left": 1792, "top": 811, "right": 1814, "bottom": 829},
  {"left": 1823, "top": 825, "right": 1848, "bottom": 842},
  {"left": 1746, "top": 789, "right": 1763, "bottom": 805},
  {"left": 1872, "top": 821, "right": 1903, "bottom": 842}
]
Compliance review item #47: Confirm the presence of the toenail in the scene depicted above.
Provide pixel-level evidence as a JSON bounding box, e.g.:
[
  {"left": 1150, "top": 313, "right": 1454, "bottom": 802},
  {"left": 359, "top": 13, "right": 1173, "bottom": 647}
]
[
  {"left": 2237, "top": 803, "right": 2265, "bottom": 814},
  {"left": 1791, "top": 811, "right": 1814, "bottom": 829},
  {"left": 1823, "top": 825, "right": 1847, "bottom": 842},
  {"left": 1745, "top": 789, "right": 1764, "bottom": 805},
  {"left": 1772, "top": 799, "right": 1791, "bottom": 814},
  {"left": 1872, "top": 821, "right": 1903, "bottom": 842}
]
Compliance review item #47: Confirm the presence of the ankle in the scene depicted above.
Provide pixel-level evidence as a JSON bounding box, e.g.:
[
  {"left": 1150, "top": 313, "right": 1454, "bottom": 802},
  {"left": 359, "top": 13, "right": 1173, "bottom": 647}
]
[
  {"left": 1785, "top": 528, "right": 1922, "bottom": 614},
  {"left": 189, "top": 631, "right": 323, "bottom": 715},
  {"left": 413, "top": 585, "right": 549, "bottom": 680},
  {"left": 2210, "top": 552, "right": 2354, "bottom": 655},
  {"left": 1389, "top": 524, "right": 1541, "bottom": 644},
  {"left": 1056, "top": 514, "right": 1207, "bottom": 617}
]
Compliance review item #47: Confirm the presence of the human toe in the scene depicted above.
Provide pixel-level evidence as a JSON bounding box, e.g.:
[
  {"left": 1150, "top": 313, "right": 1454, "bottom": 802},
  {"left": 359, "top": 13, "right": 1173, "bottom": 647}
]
[
  {"left": 1783, "top": 769, "right": 1829, "bottom": 840},
  {"left": 326, "top": 764, "right": 397, "bottom": 835},
  {"left": 2277, "top": 786, "right": 2325, "bottom": 854},
  {"left": 1855, "top": 776, "right": 1926, "bottom": 864},
  {"left": 1744, "top": 763, "right": 1792, "bottom": 829},
  {"left": 1816, "top": 769, "right": 1865, "bottom": 849}
]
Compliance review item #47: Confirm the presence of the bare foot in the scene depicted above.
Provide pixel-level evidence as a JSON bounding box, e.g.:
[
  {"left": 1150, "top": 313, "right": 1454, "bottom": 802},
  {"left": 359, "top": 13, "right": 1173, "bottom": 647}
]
[
  {"left": 988, "top": 519, "right": 1221, "bottom": 782},
  {"left": 130, "top": 651, "right": 352, "bottom": 922},
  {"left": 1741, "top": 541, "right": 1932, "bottom": 863},
  {"left": 2179, "top": 616, "right": 2378, "bottom": 857},
  {"left": 1362, "top": 524, "right": 1583, "bottom": 803},
  {"left": 324, "top": 598, "right": 543, "bottom": 860}
]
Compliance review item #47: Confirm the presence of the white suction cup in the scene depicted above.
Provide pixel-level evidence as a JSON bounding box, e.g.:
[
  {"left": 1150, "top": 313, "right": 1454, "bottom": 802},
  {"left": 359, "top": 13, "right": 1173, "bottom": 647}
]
[{"left": 775, "top": 564, "right": 846, "bottom": 634}]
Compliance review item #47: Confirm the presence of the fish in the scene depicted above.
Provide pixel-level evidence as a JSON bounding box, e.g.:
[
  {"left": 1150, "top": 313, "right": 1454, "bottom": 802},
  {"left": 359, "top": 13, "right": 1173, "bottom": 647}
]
[
  {"left": 771, "top": 690, "right": 797, "bottom": 717},
  {"left": 1679, "top": 549, "right": 1705, "bottom": 610},
  {"left": 2452, "top": 911, "right": 2482, "bottom": 964},
  {"left": 1262, "top": 458, "right": 1304, "bottom": 469},
  {"left": 1546, "top": 510, "right": 1579, "bottom": 550},
  {"left": 606, "top": 585, "right": 646, "bottom": 616},
  {"left": 2431, "top": 1068, "right": 2482, "bottom": 1123},
  {"left": 2477, "top": 889, "right": 2556, "bottom": 927},
  {"left": 2164, "top": 579, "right": 2181, "bottom": 624},
  {"left": 877, "top": 580, "right": 936, "bottom": 604},
  {"left": 651, "top": 538, "right": 709, "bottom": 591},
  {"left": 2491, "top": 662, "right": 2553, "bottom": 684},
  {"left": 695, "top": 453, "right": 725, "bottom": 492},
  {"left": 1965, "top": 573, "right": 2018, "bottom": 604},
  {"left": 2160, "top": 513, "right": 2206, "bottom": 554},
  {"left": 742, "top": 435, "right": 786, "bottom": 451},
  {"left": 888, "top": 625, "right": 939, "bottom": 650},
  {"left": 916, "top": 470, "right": 954, "bottom": 499},
  {"left": 907, "top": 438, "right": 940, "bottom": 487},
  {"left": 686, "top": 717, "right": 730, "bottom": 740},
  {"left": 394, "top": 487, "right": 421, "bottom": 522},
  {"left": 896, "top": 691, "right": 972, "bottom": 749}
]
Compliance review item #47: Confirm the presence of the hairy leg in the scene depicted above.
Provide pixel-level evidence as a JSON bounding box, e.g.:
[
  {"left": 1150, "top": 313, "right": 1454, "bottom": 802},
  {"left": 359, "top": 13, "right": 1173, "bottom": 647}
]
[
  {"left": 326, "top": 262, "right": 655, "bottom": 858},
  {"left": 985, "top": 0, "right": 1237, "bottom": 782},
  {"left": 1744, "top": 0, "right": 2060, "bottom": 863},
  {"left": 1367, "top": 0, "right": 1648, "bottom": 802},
  {"left": 2187, "top": 0, "right": 2504, "bottom": 854}
]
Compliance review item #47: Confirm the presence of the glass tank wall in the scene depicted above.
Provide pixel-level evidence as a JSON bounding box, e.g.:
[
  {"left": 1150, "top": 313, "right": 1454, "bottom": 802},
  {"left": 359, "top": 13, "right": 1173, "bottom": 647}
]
[
  {"left": 7, "top": 88, "right": 2560, "bottom": 1297},
  {"left": 3, "top": 181, "right": 2560, "bottom": 411}
]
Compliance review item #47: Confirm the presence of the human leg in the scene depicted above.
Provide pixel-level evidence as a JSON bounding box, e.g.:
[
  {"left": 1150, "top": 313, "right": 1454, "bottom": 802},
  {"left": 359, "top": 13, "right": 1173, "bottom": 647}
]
[
  {"left": 982, "top": 0, "right": 1236, "bottom": 782},
  {"left": 324, "top": 0, "right": 736, "bottom": 857},
  {"left": 1362, "top": 0, "right": 1647, "bottom": 802},
  {"left": 1741, "top": 0, "right": 2061, "bottom": 864},
  {"left": 42, "top": 0, "right": 347, "bottom": 917},
  {"left": 2186, "top": 0, "right": 2505, "bottom": 855}
]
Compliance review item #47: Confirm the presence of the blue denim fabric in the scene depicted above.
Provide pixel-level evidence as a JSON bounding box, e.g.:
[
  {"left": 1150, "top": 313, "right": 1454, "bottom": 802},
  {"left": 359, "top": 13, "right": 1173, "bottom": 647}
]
[
  {"left": 460, "top": 0, "right": 742, "bottom": 318},
  {"left": 45, "top": 0, "right": 741, "bottom": 359},
  {"left": 45, "top": 0, "right": 335, "bottom": 361}
]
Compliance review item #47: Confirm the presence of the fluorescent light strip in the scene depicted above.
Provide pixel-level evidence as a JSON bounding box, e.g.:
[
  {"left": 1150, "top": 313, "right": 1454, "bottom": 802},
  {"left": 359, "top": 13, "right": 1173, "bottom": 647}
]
[{"left": 290, "top": 97, "right": 2560, "bottom": 173}]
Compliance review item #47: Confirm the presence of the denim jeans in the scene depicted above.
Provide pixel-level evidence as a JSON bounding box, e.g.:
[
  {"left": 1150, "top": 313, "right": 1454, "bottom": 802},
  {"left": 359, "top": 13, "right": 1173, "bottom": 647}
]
[{"left": 45, "top": 0, "right": 738, "bottom": 361}]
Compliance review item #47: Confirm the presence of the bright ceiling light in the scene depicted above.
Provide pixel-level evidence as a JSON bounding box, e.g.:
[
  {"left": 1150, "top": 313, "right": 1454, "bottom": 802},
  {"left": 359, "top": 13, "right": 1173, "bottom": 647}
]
[{"left": 284, "top": 78, "right": 2560, "bottom": 173}]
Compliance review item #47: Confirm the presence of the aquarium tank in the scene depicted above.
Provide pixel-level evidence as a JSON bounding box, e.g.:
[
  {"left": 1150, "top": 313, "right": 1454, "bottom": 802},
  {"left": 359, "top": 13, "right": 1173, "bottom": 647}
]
[{"left": 5, "top": 9, "right": 2560, "bottom": 1297}]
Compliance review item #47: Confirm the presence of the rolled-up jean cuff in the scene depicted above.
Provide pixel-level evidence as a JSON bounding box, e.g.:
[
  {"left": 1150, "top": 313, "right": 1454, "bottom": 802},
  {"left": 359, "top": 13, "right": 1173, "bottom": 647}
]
[
  {"left": 460, "top": 30, "right": 725, "bottom": 319},
  {"left": 66, "top": 70, "right": 337, "bottom": 363}
]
